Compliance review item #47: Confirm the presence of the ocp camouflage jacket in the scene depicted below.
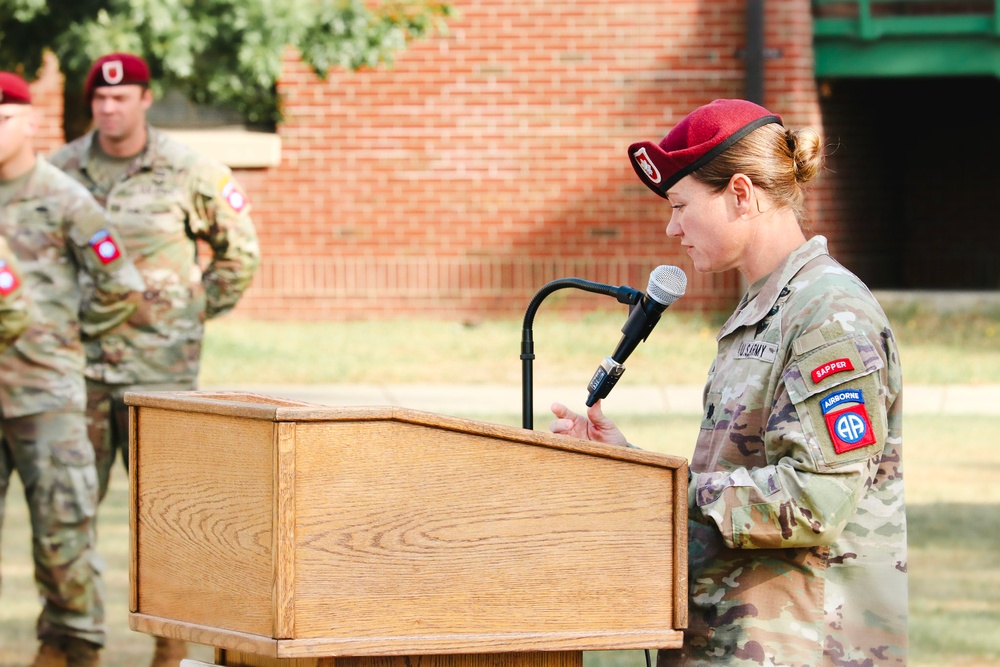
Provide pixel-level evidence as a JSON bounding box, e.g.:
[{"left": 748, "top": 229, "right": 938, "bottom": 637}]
[
  {"left": 0, "top": 234, "right": 30, "bottom": 352},
  {"left": 0, "top": 158, "right": 143, "bottom": 416},
  {"left": 662, "top": 236, "right": 907, "bottom": 667},
  {"left": 49, "top": 127, "right": 261, "bottom": 385}
]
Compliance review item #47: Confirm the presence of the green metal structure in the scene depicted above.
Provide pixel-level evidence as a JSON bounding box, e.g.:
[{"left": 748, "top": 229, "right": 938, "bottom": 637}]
[{"left": 813, "top": 0, "right": 1000, "bottom": 77}]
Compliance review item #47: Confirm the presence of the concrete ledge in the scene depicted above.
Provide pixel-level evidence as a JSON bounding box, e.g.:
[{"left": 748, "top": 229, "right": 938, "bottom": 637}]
[
  {"left": 873, "top": 290, "right": 1000, "bottom": 314},
  {"left": 161, "top": 127, "right": 281, "bottom": 168}
]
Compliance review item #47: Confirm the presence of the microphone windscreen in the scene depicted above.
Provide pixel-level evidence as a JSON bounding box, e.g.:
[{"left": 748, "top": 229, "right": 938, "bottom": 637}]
[{"left": 646, "top": 265, "right": 688, "bottom": 306}]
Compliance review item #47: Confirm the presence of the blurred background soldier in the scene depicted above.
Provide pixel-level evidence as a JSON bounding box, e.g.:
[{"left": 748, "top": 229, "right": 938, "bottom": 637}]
[
  {"left": 49, "top": 52, "right": 261, "bottom": 667},
  {"left": 0, "top": 71, "right": 143, "bottom": 667},
  {"left": 0, "top": 235, "right": 30, "bottom": 350}
]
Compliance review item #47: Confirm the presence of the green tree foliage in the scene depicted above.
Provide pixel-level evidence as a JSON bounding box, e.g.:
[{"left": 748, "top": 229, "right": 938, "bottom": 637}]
[{"left": 0, "top": 0, "right": 453, "bottom": 126}]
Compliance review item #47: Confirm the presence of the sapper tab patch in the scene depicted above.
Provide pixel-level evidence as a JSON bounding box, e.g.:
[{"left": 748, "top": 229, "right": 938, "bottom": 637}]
[
  {"left": 0, "top": 260, "right": 20, "bottom": 296},
  {"left": 88, "top": 229, "right": 122, "bottom": 264},
  {"left": 811, "top": 357, "right": 854, "bottom": 383}
]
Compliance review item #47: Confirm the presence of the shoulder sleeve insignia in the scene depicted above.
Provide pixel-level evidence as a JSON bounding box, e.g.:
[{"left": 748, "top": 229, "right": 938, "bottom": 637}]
[
  {"left": 220, "top": 178, "right": 247, "bottom": 213},
  {"left": 0, "top": 260, "right": 21, "bottom": 296},
  {"left": 88, "top": 229, "right": 122, "bottom": 264},
  {"left": 820, "top": 388, "right": 876, "bottom": 454}
]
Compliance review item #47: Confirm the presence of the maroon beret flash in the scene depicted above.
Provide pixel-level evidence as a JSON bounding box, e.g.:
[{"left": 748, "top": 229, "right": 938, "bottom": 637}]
[
  {"left": 84, "top": 53, "right": 151, "bottom": 101},
  {"left": 0, "top": 72, "right": 32, "bottom": 105},
  {"left": 628, "top": 99, "right": 783, "bottom": 199}
]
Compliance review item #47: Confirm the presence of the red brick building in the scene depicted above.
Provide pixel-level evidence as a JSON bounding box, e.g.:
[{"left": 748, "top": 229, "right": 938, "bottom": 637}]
[{"left": 27, "top": 0, "right": 1000, "bottom": 319}]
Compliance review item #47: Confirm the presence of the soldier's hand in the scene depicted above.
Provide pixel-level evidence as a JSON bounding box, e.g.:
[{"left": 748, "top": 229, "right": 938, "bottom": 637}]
[{"left": 549, "top": 400, "right": 629, "bottom": 446}]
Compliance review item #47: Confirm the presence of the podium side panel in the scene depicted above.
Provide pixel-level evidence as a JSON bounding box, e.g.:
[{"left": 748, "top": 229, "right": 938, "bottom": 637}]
[
  {"left": 292, "top": 420, "right": 677, "bottom": 650},
  {"left": 274, "top": 421, "right": 298, "bottom": 638},
  {"left": 134, "top": 407, "right": 275, "bottom": 635}
]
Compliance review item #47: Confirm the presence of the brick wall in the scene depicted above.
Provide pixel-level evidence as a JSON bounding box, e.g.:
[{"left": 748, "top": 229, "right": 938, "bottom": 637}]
[
  {"left": 28, "top": 52, "right": 65, "bottom": 156},
  {"left": 27, "top": 1, "right": 823, "bottom": 320},
  {"left": 237, "top": 0, "right": 822, "bottom": 319}
]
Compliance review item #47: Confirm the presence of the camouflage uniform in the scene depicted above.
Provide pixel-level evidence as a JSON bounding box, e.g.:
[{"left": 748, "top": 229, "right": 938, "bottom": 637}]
[
  {"left": 0, "top": 235, "right": 30, "bottom": 350},
  {"left": 659, "top": 236, "right": 906, "bottom": 667},
  {"left": 49, "top": 127, "right": 260, "bottom": 499},
  {"left": 0, "top": 157, "right": 143, "bottom": 647}
]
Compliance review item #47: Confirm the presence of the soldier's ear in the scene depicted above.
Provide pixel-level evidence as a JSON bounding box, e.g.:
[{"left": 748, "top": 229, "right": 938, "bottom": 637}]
[
  {"left": 728, "top": 173, "right": 755, "bottom": 217},
  {"left": 140, "top": 88, "right": 154, "bottom": 112}
]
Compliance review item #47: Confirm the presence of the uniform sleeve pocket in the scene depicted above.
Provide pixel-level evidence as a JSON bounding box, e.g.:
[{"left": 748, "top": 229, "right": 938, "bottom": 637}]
[
  {"left": 783, "top": 334, "right": 887, "bottom": 468},
  {"left": 784, "top": 334, "right": 883, "bottom": 404}
]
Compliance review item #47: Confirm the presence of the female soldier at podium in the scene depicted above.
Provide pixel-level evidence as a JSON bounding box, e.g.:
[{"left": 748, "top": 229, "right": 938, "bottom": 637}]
[{"left": 549, "top": 99, "right": 907, "bottom": 667}]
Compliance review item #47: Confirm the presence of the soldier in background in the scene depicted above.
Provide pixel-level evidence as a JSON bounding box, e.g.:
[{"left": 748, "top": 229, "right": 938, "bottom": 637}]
[
  {"left": 549, "top": 99, "right": 907, "bottom": 666},
  {"left": 0, "top": 235, "right": 30, "bottom": 349},
  {"left": 0, "top": 71, "right": 144, "bottom": 667},
  {"left": 49, "top": 52, "right": 261, "bottom": 667}
]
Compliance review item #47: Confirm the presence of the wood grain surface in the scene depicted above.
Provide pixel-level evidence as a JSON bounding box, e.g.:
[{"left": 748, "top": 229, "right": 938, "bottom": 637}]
[{"left": 128, "top": 393, "right": 686, "bottom": 658}]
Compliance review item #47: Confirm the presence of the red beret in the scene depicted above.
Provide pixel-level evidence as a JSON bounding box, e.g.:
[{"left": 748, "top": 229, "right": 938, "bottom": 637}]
[
  {"left": 85, "top": 53, "right": 151, "bottom": 101},
  {"left": 628, "top": 99, "right": 782, "bottom": 199},
  {"left": 0, "top": 72, "right": 32, "bottom": 105}
]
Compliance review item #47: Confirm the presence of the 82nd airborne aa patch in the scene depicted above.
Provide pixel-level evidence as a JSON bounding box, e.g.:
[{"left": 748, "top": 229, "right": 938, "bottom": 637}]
[
  {"left": 88, "top": 229, "right": 122, "bottom": 264},
  {"left": 220, "top": 178, "right": 247, "bottom": 212},
  {"left": 820, "top": 388, "right": 876, "bottom": 454},
  {"left": 0, "top": 260, "right": 20, "bottom": 296}
]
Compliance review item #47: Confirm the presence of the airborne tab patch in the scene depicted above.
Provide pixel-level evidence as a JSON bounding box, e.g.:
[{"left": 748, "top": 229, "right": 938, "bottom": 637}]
[{"left": 820, "top": 388, "right": 864, "bottom": 414}]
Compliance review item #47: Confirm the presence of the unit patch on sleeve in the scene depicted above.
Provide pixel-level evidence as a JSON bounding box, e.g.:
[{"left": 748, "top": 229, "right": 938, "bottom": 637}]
[
  {"left": 0, "top": 260, "right": 21, "bottom": 296},
  {"left": 820, "top": 388, "right": 876, "bottom": 454},
  {"left": 88, "top": 229, "right": 122, "bottom": 264},
  {"left": 220, "top": 178, "right": 247, "bottom": 213}
]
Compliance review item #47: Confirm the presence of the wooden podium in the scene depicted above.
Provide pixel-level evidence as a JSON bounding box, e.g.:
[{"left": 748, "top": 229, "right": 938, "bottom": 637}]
[{"left": 125, "top": 391, "right": 688, "bottom": 667}]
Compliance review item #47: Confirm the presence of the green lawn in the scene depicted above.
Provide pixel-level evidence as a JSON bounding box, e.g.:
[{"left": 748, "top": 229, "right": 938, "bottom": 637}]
[
  {"left": 196, "top": 307, "right": 1000, "bottom": 387},
  {"left": 3, "top": 308, "right": 999, "bottom": 666}
]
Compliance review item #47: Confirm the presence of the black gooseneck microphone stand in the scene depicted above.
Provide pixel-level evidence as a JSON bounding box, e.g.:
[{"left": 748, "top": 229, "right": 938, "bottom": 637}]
[{"left": 520, "top": 278, "right": 642, "bottom": 430}]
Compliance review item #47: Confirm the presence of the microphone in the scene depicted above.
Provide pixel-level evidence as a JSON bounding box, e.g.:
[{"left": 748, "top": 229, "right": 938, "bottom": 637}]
[{"left": 585, "top": 265, "right": 688, "bottom": 406}]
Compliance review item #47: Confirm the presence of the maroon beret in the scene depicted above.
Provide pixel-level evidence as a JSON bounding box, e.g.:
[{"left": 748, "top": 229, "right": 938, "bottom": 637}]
[
  {"left": 628, "top": 99, "right": 782, "bottom": 199},
  {"left": 85, "top": 53, "right": 151, "bottom": 101},
  {"left": 0, "top": 72, "right": 32, "bottom": 105}
]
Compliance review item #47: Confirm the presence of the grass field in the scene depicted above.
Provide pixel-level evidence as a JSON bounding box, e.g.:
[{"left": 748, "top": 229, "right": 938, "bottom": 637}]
[{"left": 2, "top": 307, "right": 999, "bottom": 666}]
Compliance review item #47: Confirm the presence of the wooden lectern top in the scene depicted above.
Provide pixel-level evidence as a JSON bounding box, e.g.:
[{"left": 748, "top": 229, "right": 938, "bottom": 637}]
[{"left": 126, "top": 391, "right": 687, "bottom": 660}]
